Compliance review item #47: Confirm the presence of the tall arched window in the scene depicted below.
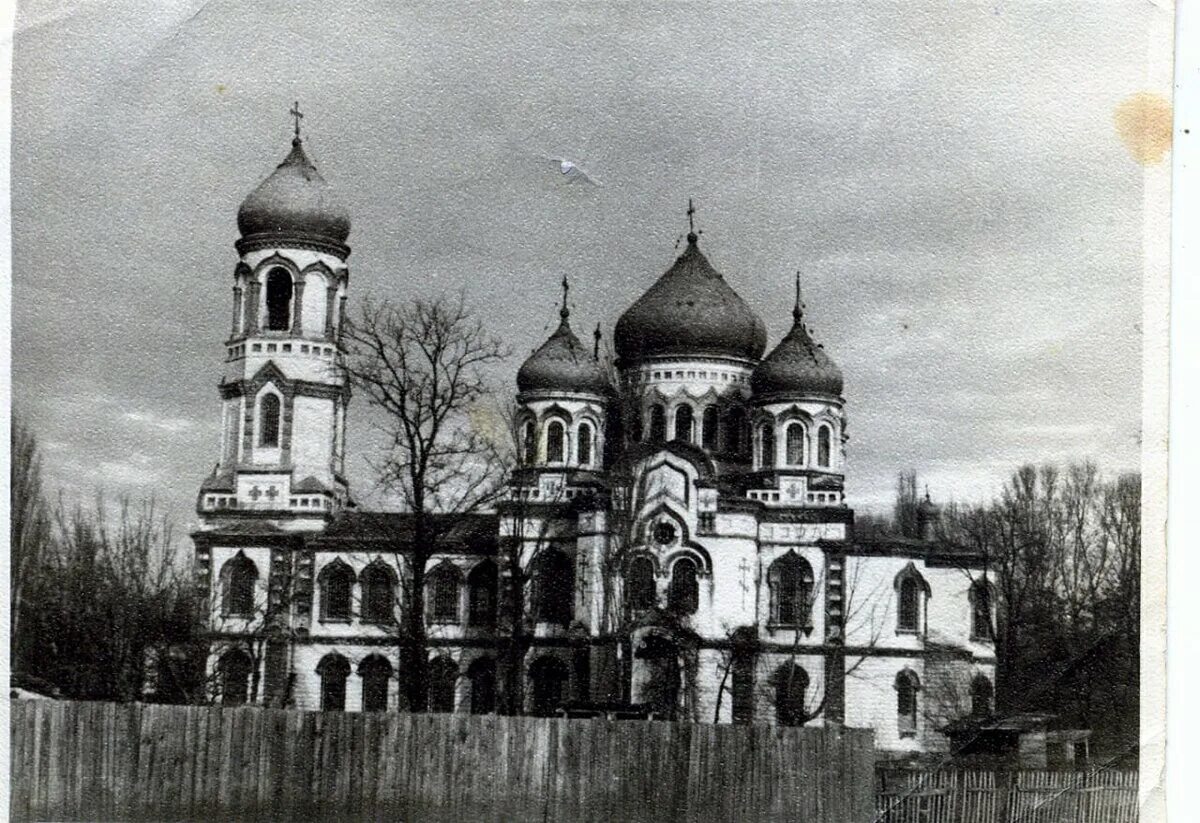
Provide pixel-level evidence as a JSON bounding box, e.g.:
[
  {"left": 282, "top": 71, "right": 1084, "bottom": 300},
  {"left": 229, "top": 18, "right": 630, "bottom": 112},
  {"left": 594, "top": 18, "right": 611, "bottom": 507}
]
[
  {"left": 360, "top": 563, "right": 395, "bottom": 623},
  {"left": 668, "top": 557, "right": 699, "bottom": 615},
  {"left": 896, "top": 670, "right": 920, "bottom": 736},
  {"left": 359, "top": 655, "right": 392, "bottom": 712},
  {"left": 531, "top": 548, "right": 573, "bottom": 625},
  {"left": 724, "top": 408, "right": 746, "bottom": 455},
  {"left": 970, "top": 580, "right": 993, "bottom": 639},
  {"left": 529, "top": 656, "right": 568, "bottom": 716},
  {"left": 222, "top": 553, "right": 258, "bottom": 617},
  {"left": 898, "top": 577, "right": 921, "bottom": 632},
  {"left": 427, "top": 563, "right": 462, "bottom": 624},
  {"left": 732, "top": 651, "right": 754, "bottom": 724},
  {"left": 785, "top": 422, "right": 806, "bottom": 466},
  {"left": 468, "top": 657, "right": 497, "bottom": 714},
  {"left": 317, "top": 654, "right": 350, "bottom": 711},
  {"left": 577, "top": 422, "right": 594, "bottom": 466},
  {"left": 319, "top": 560, "right": 354, "bottom": 621},
  {"left": 546, "top": 420, "right": 566, "bottom": 463},
  {"left": 674, "top": 405, "right": 694, "bottom": 443},
  {"left": 768, "top": 552, "right": 815, "bottom": 627},
  {"left": 428, "top": 656, "right": 458, "bottom": 712},
  {"left": 625, "top": 556, "right": 656, "bottom": 612},
  {"left": 774, "top": 664, "right": 809, "bottom": 727},
  {"left": 467, "top": 560, "right": 498, "bottom": 628},
  {"left": 971, "top": 675, "right": 993, "bottom": 717},
  {"left": 649, "top": 404, "right": 666, "bottom": 442},
  {"left": 629, "top": 407, "right": 643, "bottom": 442},
  {"left": 817, "top": 425, "right": 832, "bottom": 468},
  {"left": 264, "top": 268, "right": 293, "bottom": 331},
  {"left": 259, "top": 394, "right": 281, "bottom": 447},
  {"left": 759, "top": 424, "right": 776, "bottom": 469},
  {"left": 521, "top": 420, "right": 536, "bottom": 465},
  {"left": 702, "top": 406, "right": 719, "bottom": 450},
  {"left": 219, "top": 649, "right": 253, "bottom": 706}
]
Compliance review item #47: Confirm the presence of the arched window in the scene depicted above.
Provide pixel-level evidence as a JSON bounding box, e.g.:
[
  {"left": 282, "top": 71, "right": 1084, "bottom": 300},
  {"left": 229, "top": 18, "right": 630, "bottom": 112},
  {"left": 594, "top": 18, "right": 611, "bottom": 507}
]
[
  {"left": 427, "top": 563, "right": 462, "bottom": 624},
  {"left": 319, "top": 560, "right": 354, "bottom": 621},
  {"left": 896, "top": 670, "right": 920, "bottom": 736},
  {"left": 521, "top": 420, "right": 536, "bottom": 465},
  {"left": 259, "top": 394, "right": 281, "bottom": 448},
  {"left": 732, "top": 651, "right": 754, "bottom": 724},
  {"left": 970, "top": 580, "right": 993, "bottom": 639},
  {"left": 971, "top": 675, "right": 993, "bottom": 717},
  {"left": 625, "top": 556, "right": 656, "bottom": 612},
  {"left": 546, "top": 420, "right": 566, "bottom": 463},
  {"left": 649, "top": 404, "right": 666, "bottom": 442},
  {"left": 768, "top": 552, "right": 815, "bottom": 627},
  {"left": 759, "top": 424, "right": 776, "bottom": 469},
  {"left": 317, "top": 654, "right": 350, "bottom": 712},
  {"left": 360, "top": 563, "right": 395, "bottom": 623},
  {"left": 724, "top": 408, "right": 746, "bottom": 455},
  {"left": 428, "top": 656, "right": 458, "bottom": 713},
  {"left": 701, "top": 406, "right": 719, "bottom": 450},
  {"left": 577, "top": 422, "right": 594, "bottom": 466},
  {"left": 468, "top": 657, "right": 497, "bottom": 715},
  {"left": 359, "top": 655, "right": 392, "bottom": 712},
  {"left": 668, "top": 557, "right": 699, "bottom": 615},
  {"left": 531, "top": 549, "right": 573, "bottom": 625},
  {"left": 898, "top": 578, "right": 921, "bottom": 632},
  {"left": 529, "top": 656, "right": 569, "bottom": 716},
  {"left": 222, "top": 553, "right": 258, "bottom": 617},
  {"left": 264, "top": 268, "right": 293, "bottom": 331},
  {"left": 817, "top": 425, "right": 832, "bottom": 468},
  {"left": 219, "top": 649, "right": 253, "bottom": 706},
  {"left": 467, "top": 560, "right": 498, "bottom": 628},
  {"left": 786, "top": 422, "right": 807, "bottom": 466},
  {"left": 774, "top": 664, "right": 809, "bottom": 727},
  {"left": 674, "top": 405, "right": 694, "bottom": 443},
  {"left": 629, "top": 407, "right": 643, "bottom": 442}
]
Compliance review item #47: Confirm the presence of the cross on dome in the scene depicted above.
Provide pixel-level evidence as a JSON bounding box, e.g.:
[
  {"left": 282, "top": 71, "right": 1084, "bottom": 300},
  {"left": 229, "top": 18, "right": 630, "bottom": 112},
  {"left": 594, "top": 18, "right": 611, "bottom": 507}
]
[
  {"left": 290, "top": 101, "right": 304, "bottom": 141},
  {"left": 686, "top": 198, "right": 702, "bottom": 243}
]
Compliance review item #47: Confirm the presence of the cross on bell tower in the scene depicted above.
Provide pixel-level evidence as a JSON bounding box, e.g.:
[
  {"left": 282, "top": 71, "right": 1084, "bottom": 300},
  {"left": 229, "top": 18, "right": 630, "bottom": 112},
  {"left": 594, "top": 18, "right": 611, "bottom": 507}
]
[
  {"left": 290, "top": 101, "right": 304, "bottom": 141},
  {"left": 686, "top": 198, "right": 701, "bottom": 244}
]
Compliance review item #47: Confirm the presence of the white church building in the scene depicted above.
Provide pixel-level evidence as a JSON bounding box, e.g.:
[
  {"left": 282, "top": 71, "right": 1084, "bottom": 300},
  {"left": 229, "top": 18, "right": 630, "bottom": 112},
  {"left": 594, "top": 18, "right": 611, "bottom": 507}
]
[{"left": 193, "top": 123, "right": 997, "bottom": 756}]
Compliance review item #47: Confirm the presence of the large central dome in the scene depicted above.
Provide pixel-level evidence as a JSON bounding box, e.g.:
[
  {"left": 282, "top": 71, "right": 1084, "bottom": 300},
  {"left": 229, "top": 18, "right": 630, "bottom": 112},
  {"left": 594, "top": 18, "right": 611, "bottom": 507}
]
[{"left": 614, "top": 234, "right": 767, "bottom": 364}]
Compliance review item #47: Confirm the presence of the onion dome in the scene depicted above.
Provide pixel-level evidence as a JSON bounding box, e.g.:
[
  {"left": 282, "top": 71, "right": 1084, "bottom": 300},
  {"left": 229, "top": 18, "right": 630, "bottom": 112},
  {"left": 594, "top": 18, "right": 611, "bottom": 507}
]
[
  {"left": 237, "top": 130, "right": 350, "bottom": 252},
  {"left": 751, "top": 275, "right": 843, "bottom": 399},
  {"left": 614, "top": 226, "right": 766, "bottom": 364},
  {"left": 517, "top": 278, "right": 611, "bottom": 395}
]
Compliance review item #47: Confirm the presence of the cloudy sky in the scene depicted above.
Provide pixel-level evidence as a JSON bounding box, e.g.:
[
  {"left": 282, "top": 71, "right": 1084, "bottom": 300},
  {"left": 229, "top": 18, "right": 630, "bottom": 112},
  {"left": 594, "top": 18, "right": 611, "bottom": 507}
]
[{"left": 12, "top": 0, "right": 1158, "bottom": 531}]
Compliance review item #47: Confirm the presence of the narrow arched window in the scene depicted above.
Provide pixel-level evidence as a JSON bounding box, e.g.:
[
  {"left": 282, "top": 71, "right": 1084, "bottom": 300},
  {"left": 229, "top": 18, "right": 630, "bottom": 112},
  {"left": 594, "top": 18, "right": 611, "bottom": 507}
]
[
  {"left": 428, "top": 657, "right": 458, "bottom": 712},
  {"left": 674, "top": 405, "right": 694, "bottom": 443},
  {"left": 546, "top": 420, "right": 566, "bottom": 463},
  {"left": 577, "top": 422, "right": 594, "bottom": 466},
  {"left": 222, "top": 554, "right": 258, "bottom": 617},
  {"left": 724, "top": 409, "right": 746, "bottom": 455},
  {"left": 702, "top": 406, "right": 719, "bottom": 450},
  {"left": 521, "top": 420, "right": 536, "bottom": 465},
  {"left": 529, "top": 656, "right": 568, "bottom": 716},
  {"left": 427, "top": 563, "right": 462, "bottom": 624},
  {"left": 264, "top": 268, "right": 293, "bottom": 331},
  {"left": 259, "top": 394, "right": 281, "bottom": 447},
  {"left": 468, "top": 657, "right": 497, "bottom": 714},
  {"left": 970, "top": 581, "right": 993, "bottom": 639},
  {"left": 768, "top": 553, "right": 814, "bottom": 627},
  {"left": 219, "top": 649, "right": 253, "bottom": 706},
  {"left": 629, "top": 407, "right": 643, "bottom": 442},
  {"left": 319, "top": 561, "right": 354, "bottom": 621},
  {"left": 971, "top": 675, "right": 993, "bottom": 717},
  {"left": 732, "top": 650, "right": 754, "bottom": 724},
  {"left": 649, "top": 404, "right": 666, "bottom": 442},
  {"left": 759, "top": 424, "right": 776, "bottom": 469},
  {"left": 668, "top": 558, "right": 699, "bottom": 615},
  {"left": 317, "top": 654, "right": 350, "bottom": 711},
  {"left": 531, "top": 549, "right": 573, "bottom": 625},
  {"left": 786, "top": 422, "right": 806, "bottom": 466},
  {"left": 774, "top": 664, "right": 809, "bottom": 726},
  {"left": 359, "top": 655, "right": 392, "bottom": 712},
  {"left": 898, "top": 577, "right": 921, "bottom": 632},
  {"left": 817, "top": 425, "right": 832, "bottom": 468},
  {"left": 897, "top": 670, "right": 920, "bottom": 736},
  {"left": 360, "top": 564, "right": 394, "bottom": 623},
  {"left": 625, "top": 556, "right": 656, "bottom": 612},
  {"left": 467, "top": 560, "right": 498, "bottom": 628}
]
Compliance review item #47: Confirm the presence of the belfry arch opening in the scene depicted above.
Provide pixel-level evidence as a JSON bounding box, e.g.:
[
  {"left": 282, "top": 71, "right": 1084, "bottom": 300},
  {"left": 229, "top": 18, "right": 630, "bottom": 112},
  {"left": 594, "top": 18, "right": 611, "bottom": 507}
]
[{"left": 264, "top": 268, "right": 293, "bottom": 331}]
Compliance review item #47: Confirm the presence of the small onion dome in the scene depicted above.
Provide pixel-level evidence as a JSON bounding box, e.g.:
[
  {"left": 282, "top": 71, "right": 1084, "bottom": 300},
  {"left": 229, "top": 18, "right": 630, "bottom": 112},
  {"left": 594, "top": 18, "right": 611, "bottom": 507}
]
[
  {"left": 237, "top": 137, "right": 351, "bottom": 249},
  {"left": 751, "top": 287, "right": 843, "bottom": 399},
  {"left": 614, "top": 234, "right": 767, "bottom": 363},
  {"left": 517, "top": 304, "right": 611, "bottom": 396}
]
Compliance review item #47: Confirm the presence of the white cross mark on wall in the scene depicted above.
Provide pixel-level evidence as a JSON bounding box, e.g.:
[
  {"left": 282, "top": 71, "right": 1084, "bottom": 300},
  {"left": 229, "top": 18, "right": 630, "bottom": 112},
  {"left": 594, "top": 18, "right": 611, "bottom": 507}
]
[{"left": 738, "top": 558, "right": 752, "bottom": 609}]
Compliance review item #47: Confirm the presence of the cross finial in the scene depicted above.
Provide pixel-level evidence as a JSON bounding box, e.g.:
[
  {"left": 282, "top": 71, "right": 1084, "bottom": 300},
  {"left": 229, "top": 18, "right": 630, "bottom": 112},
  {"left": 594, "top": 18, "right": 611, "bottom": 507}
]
[
  {"left": 290, "top": 101, "right": 304, "bottom": 141},
  {"left": 793, "top": 271, "right": 805, "bottom": 324},
  {"left": 560, "top": 275, "right": 570, "bottom": 322},
  {"left": 593, "top": 323, "right": 602, "bottom": 360},
  {"left": 686, "top": 198, "right": 699, "bottom": 243}
]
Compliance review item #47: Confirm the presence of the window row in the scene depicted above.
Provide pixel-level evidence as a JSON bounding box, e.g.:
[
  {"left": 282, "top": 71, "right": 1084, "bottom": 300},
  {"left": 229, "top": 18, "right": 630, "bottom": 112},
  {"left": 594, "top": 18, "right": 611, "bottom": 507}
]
[
  {"left": 756, "top": 421, "right": 836, "bottom": 469},
  {"left": 624, "top": 556, "right": 700, "bottom": 615},
  {"left": 630, "top": 404, "right": 748, "bottom": 455},
  {"left": 237, "top": 266, "right": 339, "bottom": 337},
  {"left": 894, "top": 570, "right": 993, "bottom": 640},
  {"left": 519, "top": 419, "right": 597, "bottom": 467}
]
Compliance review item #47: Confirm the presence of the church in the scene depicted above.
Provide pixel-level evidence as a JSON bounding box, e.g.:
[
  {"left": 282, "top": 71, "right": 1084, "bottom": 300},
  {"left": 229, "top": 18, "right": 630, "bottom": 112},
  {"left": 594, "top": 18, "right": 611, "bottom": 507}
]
[{"left": 193, "top": 120, "right": 997, "bottom": 756}]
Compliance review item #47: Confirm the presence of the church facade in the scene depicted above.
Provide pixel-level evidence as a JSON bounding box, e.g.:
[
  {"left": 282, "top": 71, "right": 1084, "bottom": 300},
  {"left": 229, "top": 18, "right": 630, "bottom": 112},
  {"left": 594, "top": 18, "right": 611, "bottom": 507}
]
[{"left": 194, "top": 126, "right": 996, "bottom": 756}]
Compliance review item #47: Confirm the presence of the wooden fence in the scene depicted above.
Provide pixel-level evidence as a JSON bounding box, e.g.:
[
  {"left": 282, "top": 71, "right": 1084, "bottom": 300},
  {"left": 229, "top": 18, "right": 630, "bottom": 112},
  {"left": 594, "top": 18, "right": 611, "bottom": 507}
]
[
  {"left": 10, "top": 700, "right": 875, "bottom": 822},
  {"left": 875, "top": 769, "right": 1139, "bottom": 823}
]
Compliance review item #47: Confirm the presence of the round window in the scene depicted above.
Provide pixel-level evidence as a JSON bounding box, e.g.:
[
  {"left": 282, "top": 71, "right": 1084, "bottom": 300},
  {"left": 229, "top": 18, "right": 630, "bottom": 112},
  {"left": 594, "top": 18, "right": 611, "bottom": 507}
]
[{"left": 653, "top": 521, "right": 676, "bottom": 546}]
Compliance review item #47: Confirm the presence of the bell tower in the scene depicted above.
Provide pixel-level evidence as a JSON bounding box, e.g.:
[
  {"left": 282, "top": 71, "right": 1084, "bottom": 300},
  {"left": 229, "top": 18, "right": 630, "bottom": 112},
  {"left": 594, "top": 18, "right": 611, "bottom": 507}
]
[{"left": 197, "top": 106, "right": 352, "bottom": 527}]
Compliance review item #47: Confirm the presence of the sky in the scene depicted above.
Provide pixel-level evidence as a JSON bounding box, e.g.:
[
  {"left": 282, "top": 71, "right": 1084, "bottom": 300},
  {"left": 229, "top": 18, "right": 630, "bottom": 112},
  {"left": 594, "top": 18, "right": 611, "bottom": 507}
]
[{"left": 12, "top": 0, "right": 1157, "bottom": 533}]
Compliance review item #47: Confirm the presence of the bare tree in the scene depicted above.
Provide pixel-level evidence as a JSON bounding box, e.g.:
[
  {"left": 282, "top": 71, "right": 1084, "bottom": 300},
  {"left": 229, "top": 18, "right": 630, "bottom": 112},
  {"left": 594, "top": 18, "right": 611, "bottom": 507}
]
[{"left": 11, "top": 415, "right": 51, "bottom": 653}]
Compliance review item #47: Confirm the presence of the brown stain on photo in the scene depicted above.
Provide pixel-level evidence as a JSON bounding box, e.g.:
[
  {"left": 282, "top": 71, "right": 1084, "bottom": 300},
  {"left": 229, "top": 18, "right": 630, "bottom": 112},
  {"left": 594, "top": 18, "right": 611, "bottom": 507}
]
[{"left": 1113, "top": 92, "right": 1172, "bottom": 165}]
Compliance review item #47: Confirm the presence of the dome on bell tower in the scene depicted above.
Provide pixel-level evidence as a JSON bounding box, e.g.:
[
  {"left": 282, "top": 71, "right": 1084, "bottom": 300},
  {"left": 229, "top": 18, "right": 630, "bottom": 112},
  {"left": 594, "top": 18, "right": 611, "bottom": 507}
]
[
  {"left": 517, "top": 279, "right": 611, "bottom": 396},
  {"left": 751, "top": 276, "right": 843, "bottom": 400}
]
